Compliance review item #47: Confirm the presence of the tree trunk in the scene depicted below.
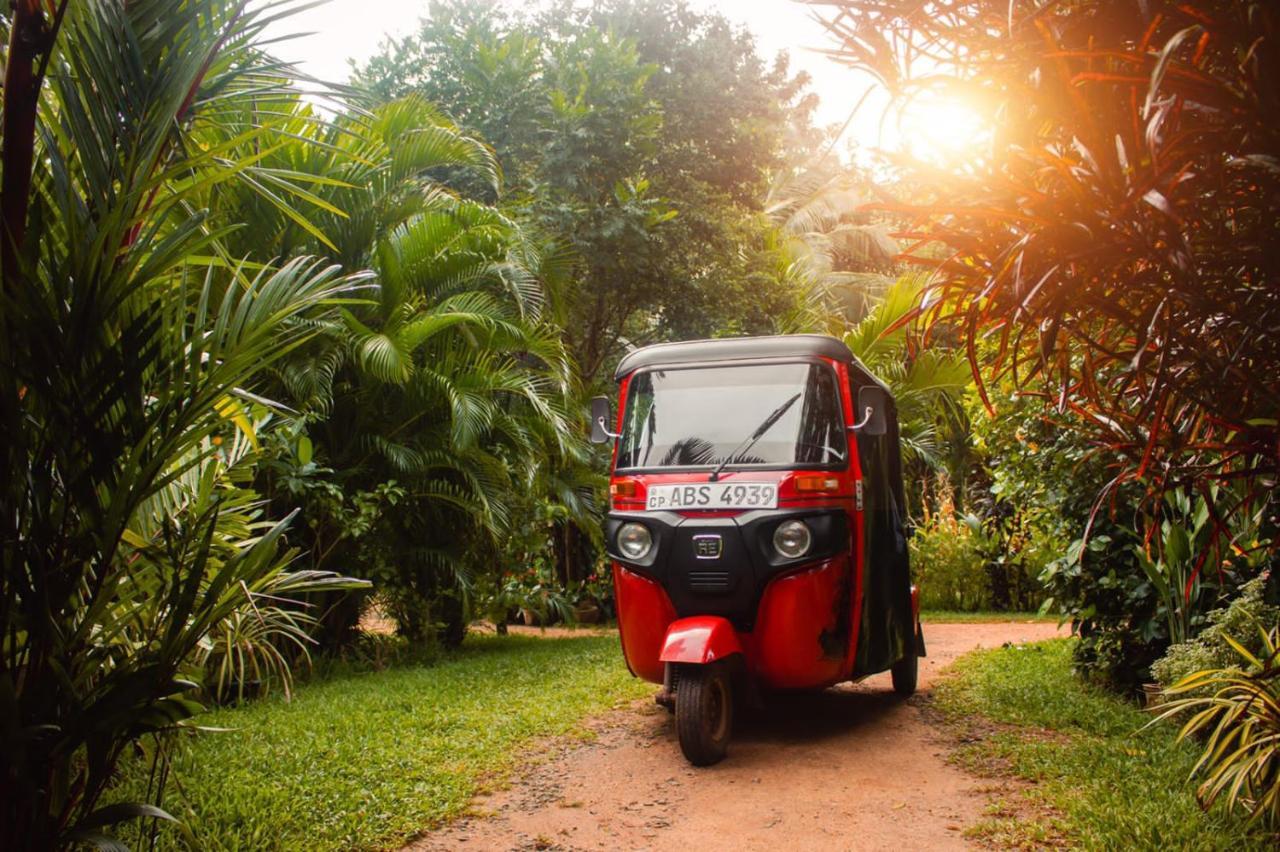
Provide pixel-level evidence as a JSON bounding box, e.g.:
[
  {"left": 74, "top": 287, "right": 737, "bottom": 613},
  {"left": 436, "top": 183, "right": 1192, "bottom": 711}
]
[{"left": 1, "top": 1, "right": 58, "bottom": 292}]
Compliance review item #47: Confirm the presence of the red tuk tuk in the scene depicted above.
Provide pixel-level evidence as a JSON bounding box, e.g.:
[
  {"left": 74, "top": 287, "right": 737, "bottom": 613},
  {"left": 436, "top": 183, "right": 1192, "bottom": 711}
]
[{"left": 590, "top": 334, "right": 923, "bottom": 765}]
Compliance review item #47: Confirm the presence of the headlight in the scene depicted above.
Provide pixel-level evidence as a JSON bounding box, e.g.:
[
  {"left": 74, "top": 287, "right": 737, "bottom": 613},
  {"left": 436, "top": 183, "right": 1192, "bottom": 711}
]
[
  {"left": 773, "top": 520, "right": 812, "bottom": 559},
  {"left": 617, "top": 522, "right": 653, "bottom": 560}
]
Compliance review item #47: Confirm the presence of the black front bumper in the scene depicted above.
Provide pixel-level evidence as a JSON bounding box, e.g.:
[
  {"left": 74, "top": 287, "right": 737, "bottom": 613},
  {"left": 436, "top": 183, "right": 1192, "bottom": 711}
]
[{"left": 606, "top": 508, "right": 849, "bottom": 631}]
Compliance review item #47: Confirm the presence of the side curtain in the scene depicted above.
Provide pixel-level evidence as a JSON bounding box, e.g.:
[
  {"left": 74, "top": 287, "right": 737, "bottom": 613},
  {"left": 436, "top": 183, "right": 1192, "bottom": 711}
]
[{"left": 852, "top": 393, "right": 916, "bottom": 674}]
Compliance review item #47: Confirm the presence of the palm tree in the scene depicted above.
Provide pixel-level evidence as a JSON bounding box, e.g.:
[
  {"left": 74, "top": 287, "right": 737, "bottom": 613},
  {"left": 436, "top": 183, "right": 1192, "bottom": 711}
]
[
  {"left": 840, "top": 275, "right": 972, "bottom": 511},
  {"left": 195, "top": 93, "right": 592, "bottom": 644},
  {"left": 763, "top": 156, "right": 970, "bottom": 510},
  {"left": 765, "top": 155, "right": 901, "bottom": 329},
  {"left": 0, "top": 2, "right": 370, "bottom": 844}
]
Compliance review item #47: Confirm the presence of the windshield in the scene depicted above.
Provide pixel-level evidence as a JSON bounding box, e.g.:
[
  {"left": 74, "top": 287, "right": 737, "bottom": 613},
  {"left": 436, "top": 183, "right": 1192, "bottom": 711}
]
[{"left": 616, "top": 362, "right": 848, "bottom": 471}]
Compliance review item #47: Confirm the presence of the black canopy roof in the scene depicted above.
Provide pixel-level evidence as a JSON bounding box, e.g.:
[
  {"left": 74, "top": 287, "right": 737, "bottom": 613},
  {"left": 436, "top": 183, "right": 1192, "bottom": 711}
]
[{"left": 613, "top": 334, "right": 890, "bottom": 395}]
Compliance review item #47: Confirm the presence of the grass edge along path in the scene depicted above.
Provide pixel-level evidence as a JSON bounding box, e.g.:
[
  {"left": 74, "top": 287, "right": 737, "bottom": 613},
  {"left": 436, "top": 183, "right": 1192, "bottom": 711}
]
[
  {"left": 920, "top": 610, "right": 1057, "bottom": 624},
  {"left": 930, "top": 638, "right": 1276, "bottom": 850},
  {"left": 110, "top": 634, "right": 650, "bottom": 851}
]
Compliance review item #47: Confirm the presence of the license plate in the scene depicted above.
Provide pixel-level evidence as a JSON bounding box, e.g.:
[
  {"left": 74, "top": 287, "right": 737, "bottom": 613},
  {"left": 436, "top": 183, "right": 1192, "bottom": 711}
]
[{"left": 645, "top": 482, "right": 778, "bottom": 511}]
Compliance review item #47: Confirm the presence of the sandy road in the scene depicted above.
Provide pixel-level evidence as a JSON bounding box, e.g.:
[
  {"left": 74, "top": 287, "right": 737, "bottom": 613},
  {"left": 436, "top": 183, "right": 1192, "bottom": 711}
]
[{"left": 406, "top": 620, "right": 1064, "bottom": 852}]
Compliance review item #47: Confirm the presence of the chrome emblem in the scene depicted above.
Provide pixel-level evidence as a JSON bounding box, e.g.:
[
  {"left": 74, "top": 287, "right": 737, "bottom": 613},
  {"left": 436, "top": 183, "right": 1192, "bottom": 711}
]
[{"left": 692, "top": 534, "right": 723, "bottom": 560}]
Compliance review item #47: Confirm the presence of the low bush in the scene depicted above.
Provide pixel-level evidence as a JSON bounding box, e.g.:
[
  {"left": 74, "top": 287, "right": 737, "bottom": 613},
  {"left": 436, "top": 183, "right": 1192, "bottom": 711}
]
[
  {"left": 969, "top": 383, "right": 1164, "bottom": 691},
  {"left": 911, "top": 509, "right": 989, "bottom": 611},
  {"left": 1041, "top": 483, "right": 1275, "bottom": 695},
  {"left": 1153, "top": 625, "right": 1280, "bottom": 829},
  {"left": 1152, "top": 575, "right": 1280, "bottom": 691}
]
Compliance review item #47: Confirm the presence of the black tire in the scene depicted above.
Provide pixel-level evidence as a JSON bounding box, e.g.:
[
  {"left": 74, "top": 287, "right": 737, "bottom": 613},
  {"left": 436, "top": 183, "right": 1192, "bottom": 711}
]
[
  {"left": 675, "top": 663, "right": 733, "bottom": 766},
  {"left": 892, "top": 624, "right": 920, "bottom": 697}
]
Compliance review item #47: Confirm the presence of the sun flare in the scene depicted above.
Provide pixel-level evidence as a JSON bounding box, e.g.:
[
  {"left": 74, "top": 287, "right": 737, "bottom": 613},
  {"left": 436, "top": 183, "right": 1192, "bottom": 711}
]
[{"left": 895, "top": 94, "right": 989, "bottom": 165}]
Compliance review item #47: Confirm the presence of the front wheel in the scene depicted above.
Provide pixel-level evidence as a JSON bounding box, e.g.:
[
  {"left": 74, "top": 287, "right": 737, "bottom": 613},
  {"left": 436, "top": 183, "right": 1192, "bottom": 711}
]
[
  {"left": 675, "top": 663, "right": 733, "bottom": 766},
  {"left": 892, "top": 623, "right": 920, "bottom": 697}
]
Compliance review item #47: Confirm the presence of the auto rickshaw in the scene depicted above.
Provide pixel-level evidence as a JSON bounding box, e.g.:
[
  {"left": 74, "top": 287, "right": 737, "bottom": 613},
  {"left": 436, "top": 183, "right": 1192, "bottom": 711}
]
[{"left": 589, "top": 334, "right": 923, "bottom": 765}]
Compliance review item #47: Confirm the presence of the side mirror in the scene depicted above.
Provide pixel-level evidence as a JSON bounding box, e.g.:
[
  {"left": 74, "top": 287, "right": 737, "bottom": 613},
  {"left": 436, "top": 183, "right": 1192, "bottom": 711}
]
[
  {"left": 851, "top": 386, "right": 889, "bottom": 436},
  {"left": 589, "top": 396, "right": 619, "bottom": 444}
]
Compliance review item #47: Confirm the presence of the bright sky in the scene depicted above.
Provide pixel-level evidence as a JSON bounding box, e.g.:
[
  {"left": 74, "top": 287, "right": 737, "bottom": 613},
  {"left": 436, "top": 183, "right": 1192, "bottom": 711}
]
[{"left": 267, "top": 0, "right": 975, "bottom": 159}]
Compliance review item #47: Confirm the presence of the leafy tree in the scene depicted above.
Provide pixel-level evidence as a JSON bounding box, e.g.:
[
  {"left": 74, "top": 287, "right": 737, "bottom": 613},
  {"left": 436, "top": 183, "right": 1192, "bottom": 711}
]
[
  {"left": 0, "top": 1, "right": 365, "bottom": 844},
  {"left": 357, "top": 0, "right": 817, "bottom": 382}
]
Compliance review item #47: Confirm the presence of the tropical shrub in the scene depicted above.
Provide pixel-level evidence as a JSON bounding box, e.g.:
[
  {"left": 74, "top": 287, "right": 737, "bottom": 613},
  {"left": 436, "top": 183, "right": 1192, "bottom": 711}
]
[
  {"left": 477, "top": 568, "right": 575, "bottom": 630},
  {"left": 973, "top": 500, "right": 1054, "bottom": 613},
  {"left": 910, "top": 506, "right": 989, "bottom": 612},
  {"left": 911, "top": 471, "right": 1050, "bottom": 613},
  {"left": 180, "top": 427, "right": 372, "bottom": 706},
  {"left": 571, "top": 560, "right": 616, "bottom": 610},
  {"left": 1153, "top": 576, "right": 1280, "bottom": 692},
  {"left": 1153, "top": 625, "right": 1280, "bottom": 829},
  {"left": 1135, "top": 488, "right": 1269, "bottom": 649},
  {"left": 475, "top": 496, "right": 584, "bottom": 630},
  {"left": 962, "top": 388, "right": 1067, "bottom": 611},
  {"left": 1043, "top": 533, "right": 1167, "bottom": 692},
  {"left": 0, "top": 2, "right": 368, "bottom": 844},
  {"left": 263, "top": 440, "right": 408, "bottom": 647},
  {"left": 1065, "top": 485, "right": 1272, "bottom": 692},
  {"left": 973, "top": 385, "right": 1159, "bottom": 687}
]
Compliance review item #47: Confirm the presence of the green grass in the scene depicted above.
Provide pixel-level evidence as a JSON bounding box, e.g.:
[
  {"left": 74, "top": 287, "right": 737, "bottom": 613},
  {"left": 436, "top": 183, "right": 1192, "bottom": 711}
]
[
  {"left": 933, "top": 639, "right": 1276, "bottom": 850},
  {"left": 921, "top": 609, "right": 1057, "bottom": 624},
  {"left": 111, "top": 634, "right": 649, "bottom": 851}
]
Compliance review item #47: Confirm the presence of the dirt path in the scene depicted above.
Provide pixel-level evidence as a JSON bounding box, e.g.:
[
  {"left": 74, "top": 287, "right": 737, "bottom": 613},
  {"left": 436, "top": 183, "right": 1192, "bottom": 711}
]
[{"left": 406, "top": 620, "right": 1064, "bottom": 852}]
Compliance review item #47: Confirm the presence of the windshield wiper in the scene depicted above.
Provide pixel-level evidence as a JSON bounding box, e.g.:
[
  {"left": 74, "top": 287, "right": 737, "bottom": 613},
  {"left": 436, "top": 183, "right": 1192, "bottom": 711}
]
[{"left": 709, "top": 393, "right": 801, "bottom": 482}]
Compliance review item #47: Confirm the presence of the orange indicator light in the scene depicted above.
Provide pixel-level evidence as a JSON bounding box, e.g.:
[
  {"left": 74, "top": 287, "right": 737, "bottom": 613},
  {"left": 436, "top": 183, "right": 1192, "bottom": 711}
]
[
  {"left": 610, "top": 479, "right": 639, "bottom": 499},
  {"left": 793, "top": 474, "right": 840, "bottom": 493}
]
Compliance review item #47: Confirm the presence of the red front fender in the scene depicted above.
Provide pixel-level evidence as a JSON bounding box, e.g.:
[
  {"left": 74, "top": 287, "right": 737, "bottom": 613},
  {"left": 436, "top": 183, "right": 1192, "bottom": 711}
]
[{"left": 659, "top": 616, "right": 743, "bottom": 665}]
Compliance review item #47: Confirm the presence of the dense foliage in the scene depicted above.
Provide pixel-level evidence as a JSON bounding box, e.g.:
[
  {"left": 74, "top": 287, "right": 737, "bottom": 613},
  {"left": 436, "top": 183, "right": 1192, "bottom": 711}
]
[
  {"left": 188, "top": 90, "right": 593, "bottom": 647},
  {"left": 0, "top": 1, "right": 370, "bottom": 844},
  {"left": 814, "top": 0, "right": 1280, "bottom": 690},
  {"left": 968, "top": 380, "right": 1159, "bottom": 685}
]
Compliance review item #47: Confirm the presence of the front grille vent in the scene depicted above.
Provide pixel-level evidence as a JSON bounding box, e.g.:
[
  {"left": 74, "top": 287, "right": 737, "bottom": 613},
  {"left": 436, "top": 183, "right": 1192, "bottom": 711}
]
[{"left": 687, "top": 570, "right": 731, "bottom": 593}]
